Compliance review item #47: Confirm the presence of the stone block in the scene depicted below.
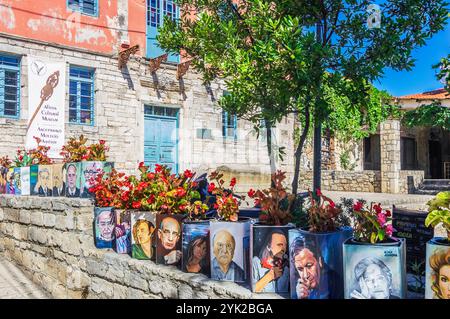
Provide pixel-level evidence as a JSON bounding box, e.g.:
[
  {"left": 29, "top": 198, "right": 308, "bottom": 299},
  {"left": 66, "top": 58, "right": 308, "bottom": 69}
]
[
  {"left": 30, "top": 211, "right": 44, "bottom": 226},
  {"left": 43, "top": 213, "right": 56, "bottom": 227}
]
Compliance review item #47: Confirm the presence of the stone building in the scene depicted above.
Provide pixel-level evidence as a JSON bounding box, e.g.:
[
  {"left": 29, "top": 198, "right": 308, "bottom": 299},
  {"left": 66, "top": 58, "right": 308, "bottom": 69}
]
[
  {"left": 299, "top": 88, "right": 450, "bottom": 194},
  {"left": 0, "top": 0, "right": 295, "bottom": 191}
]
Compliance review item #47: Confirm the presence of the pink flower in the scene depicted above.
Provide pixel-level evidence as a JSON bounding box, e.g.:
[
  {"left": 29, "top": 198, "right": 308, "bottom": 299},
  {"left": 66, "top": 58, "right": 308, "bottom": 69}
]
[
  {"left": 373, "top": 203, "right": 382, "bottom": 215},
  {"left": 377, "top": 213, "right": 387, "bottom": 226},
  {"left": 385, "top": 224, "right": 394, "bottom": 237},
  {"left": 230, "top": 177, "right": 237, "bottom": 187},
  {"left": 247, "top": 189, "right": 256, "bottom": 198},
  {"left": 353, "top": 201, "right": 363, "bottom": 211},
  {"left": 208, "top": 183, "right": 216, "bottom": 193}
]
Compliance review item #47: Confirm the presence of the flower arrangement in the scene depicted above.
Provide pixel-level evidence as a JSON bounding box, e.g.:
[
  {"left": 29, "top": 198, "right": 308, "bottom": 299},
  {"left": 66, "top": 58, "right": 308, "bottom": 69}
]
[
  {"left": 0, "top": 156, "right": 12, "bottom": 169},
  {"left": 207, "top": 171, "right": 244, "bottom": 222},
  {"left": 60, "top": 135, "right": 108, "bottom": 162},
  {"left": 88, "top": 169, "right": 129, "bottom": 208},
  {"left": 351, "top": 201, "right": 395, "bottom": 243},
  {"left": 305, "top": 189, "right": 342, "bottom": 232},
  {"left": 425, "top": 191, "right": 450, "bottom": 242},
  {"left": 247, "top": 170, "right": 294, "bottom": 225},
  {"left": 28, "top": 136, "right": 52, "bottom": 165}
]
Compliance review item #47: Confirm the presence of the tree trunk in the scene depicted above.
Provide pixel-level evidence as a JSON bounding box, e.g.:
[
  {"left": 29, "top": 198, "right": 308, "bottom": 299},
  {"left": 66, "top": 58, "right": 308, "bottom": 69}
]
[
  {"left": 291, "top": 104, "right": 311, "bottom": 195},
  {"left": 265, "top": 119, "right": 276, "bottom": 187}
]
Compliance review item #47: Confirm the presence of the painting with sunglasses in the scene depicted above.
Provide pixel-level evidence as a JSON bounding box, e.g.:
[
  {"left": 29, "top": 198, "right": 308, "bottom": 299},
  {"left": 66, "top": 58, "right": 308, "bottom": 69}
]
[{"left": 80, "top": 161, "right": 113, "bottom": 198}]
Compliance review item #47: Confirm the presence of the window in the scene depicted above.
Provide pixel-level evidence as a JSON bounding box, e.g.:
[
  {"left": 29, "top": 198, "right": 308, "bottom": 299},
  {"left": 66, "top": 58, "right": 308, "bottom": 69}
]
[
  {"left": 0, "top": 54, "right": 20, "bottom": 118},
  {"left": 69, "top": 66, "right": 95, "bottom": 125},
  {"left": 222, "top": 111, "right": 237, "bottom": 140},
  {"left": 363, "top": 134, "right": 381, "bottom": 170},
  {"left": 401, "top": 137, "right": 418, "bottom": 170},
  {"left": 67, "top": 0, "right": 98, "bottom": 16},
  {"left": 144, "top": 105, "right": 179, "bottom": 118}
]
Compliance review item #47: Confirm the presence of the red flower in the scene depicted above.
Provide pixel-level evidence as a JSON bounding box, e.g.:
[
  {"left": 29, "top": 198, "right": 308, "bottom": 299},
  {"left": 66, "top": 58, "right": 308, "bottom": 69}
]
[
  {"left": 208, "top": 183, "right": 216, "bottom": 193},
  {"left": 176, "top": 187, "right": 187, "bottom": 197},
  {"left": 353, "top": 201, "right": 363, "bottom": 211},
  {"left": 230, "top": 177, "right": 237, "bottom": 187},
  {"left": 248, "top": 189, "right": 256, "bottom": 198},
  {"left": 99, "top": 140, "right": 106, "bottom": 145},
  {"left": 147, "top": 172, "right": 155, "bottom": 180},
  {"left": 147, "top": 194, "right": 155, "bottom": 204},
  {"left": 385, "top": 209, "right": 391, "bottom": 217},
  {"left": 191, "top": 181, "right": 198, "bottom": 187},
  {"left": 329, "top": 200, "right": 335, "bottom": 209},
  {"left": 373, "top": 203, "right": 382, "bottom": 215},
  {"left": 155, "top": 164, "right": 162, "bottom": 173},
  {"left": 132, "top": 201, "right": 142, "bottom": 209},
  {"left": 138, "top": 162, "right": 145, "bottom": 168},
  {"left": 179, "top": 204, "right": 187, "bottom": 211},
  {"left": 316, "top": 188, "right": 322, "bottom": 196},
  {"left": 184, "top": 169, "right": 194, "bottom": 179},
  {"left": 213, "top": 203, "right": 219, "bottom": 209}
]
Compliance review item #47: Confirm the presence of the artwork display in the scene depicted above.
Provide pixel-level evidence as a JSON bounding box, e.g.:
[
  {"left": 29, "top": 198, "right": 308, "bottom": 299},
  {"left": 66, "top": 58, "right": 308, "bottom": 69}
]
[
  {"left": 0, "top": 165, "right": 7, "bottom": 194},
  {"left": 12, "top": 167, "right": 21, "bottom": 195},
  {"left": 52, "top": 163, "right": 65, "bottom": 197},
  {"left": 114, "top": 209, "right": 132, "bottom": 254},
  {"left": 29, "top": 165, "right": 38, "bottom": 196},
  {"left": 289, "top": 228, "right": 352, "bottom": 299},
  {"left": 80, "top": 161, "right": 113, "bottom": 198},
  {"left": 209, "top": 219, "right": 251, "bottom": 283},
  {"left": 20, "top": 166, "right": 30, "bottom": 196},
  {"left": 94, "top": 207, "right": 115, "bottom": 249},
  {"left": 425, "top": 239, "right": 450, "bottom": 299},
  {"left": 156, "top": 214, "right": 184, "bottom": 268},
  {"left": 33, "top": 165, "right": 53, "bottom": 196},
  {"left": 251, "top": 225, "right": 294, "bottom": 293},
  {"left": 182, "top": 220, "right": 210, "bottom": 276},
  {"left": 65, "top": 162, "right": 81, "bottom": 197},
  {"left": 343, "top": 239, "right": 407, "bottom": 299},
  {"left": 131, "top": 211, "right": 156, "bottom": 260}
]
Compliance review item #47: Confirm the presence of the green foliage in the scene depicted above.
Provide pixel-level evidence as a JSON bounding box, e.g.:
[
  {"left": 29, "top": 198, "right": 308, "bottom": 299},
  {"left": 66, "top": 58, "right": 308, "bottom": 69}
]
[
  {"left": 402, "top": 102, "right": 450, "bottom": 130},
  {"left": 339, "top": 149, "right": 356, "bottom": 171},
  {"left": 425, "top": 191, "right": 450, "bottom": 241}
]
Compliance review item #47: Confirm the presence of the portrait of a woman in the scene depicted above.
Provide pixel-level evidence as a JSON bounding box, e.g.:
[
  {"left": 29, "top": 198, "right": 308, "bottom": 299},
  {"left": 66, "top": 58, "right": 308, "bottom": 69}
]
[
  {"left": 132, "top": 219, "right": 155, "bottom": 260},
  {"left": 429, "top": 248, "right": 450, "bottom": 299},
  {"left": 185, "top": 235, "right": 209, "bottom": 275}
]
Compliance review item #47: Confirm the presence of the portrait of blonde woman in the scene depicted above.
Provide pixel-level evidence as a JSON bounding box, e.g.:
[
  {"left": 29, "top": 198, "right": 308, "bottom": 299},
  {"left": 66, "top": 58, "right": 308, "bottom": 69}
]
[{"left": 429, "top": 249, "right": 450, "bottom": 299}]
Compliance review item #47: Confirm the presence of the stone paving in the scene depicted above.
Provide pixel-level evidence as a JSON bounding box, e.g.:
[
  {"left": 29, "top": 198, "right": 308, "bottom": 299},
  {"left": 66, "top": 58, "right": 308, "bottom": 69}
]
[{"left": 0, "top": 255, "right": 49, "bottom": 299}]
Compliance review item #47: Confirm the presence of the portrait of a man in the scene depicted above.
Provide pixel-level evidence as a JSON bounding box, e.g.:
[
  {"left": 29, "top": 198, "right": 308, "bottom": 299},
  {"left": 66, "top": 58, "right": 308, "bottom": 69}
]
[
  {"left": 157, "top": 216, "right": 182, "bottom": 266},
  {"left": 211, "top": 229, "right": 245, "bottom": 282},
  {"left": 37, "top": 167, "right": 52, "bottom": 196},
  {"left": 81, "top": 162, "right": 101, "bottom": 198},
  {"left": 94, "top": 208, "right": 115, "bottom": 248},
  {"left": 252, "top": 230, "right": 289, "bottom": 293},
  {"left": 350, "top": 257, "right": 400, "bottom": 299},
  {"left": 65, "top": 163, "right": 80, "bottom": 197},
  {"left": 52, "top": 164, "right": 65, "bottom": 197},
  {"left": 132, "top": 219, "right": 155, "bottom": 259}
]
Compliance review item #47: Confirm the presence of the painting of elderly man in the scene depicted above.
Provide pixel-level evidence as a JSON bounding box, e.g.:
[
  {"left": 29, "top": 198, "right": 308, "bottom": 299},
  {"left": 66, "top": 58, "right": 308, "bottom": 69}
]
[{"left": 94, "top": 207, "right": 115, "bottom": 249}]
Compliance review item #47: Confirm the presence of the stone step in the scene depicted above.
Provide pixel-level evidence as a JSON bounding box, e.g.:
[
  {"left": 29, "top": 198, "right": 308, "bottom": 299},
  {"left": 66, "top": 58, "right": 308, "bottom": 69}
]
[
  {"left": 414, "top": 189, "right": 443, "bottom": 195},
  {"left": 418, "top": 184, "right": 450, "bottom": 191},
  {"left": 421, "top": 179, "right": 450, "bottom": 186}
]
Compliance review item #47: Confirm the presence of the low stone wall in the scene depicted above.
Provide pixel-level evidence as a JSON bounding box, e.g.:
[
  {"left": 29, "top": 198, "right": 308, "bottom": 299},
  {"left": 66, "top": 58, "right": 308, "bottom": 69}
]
[
  {"left": 0, "top": 195, "right": 268, "bottom": 299},
  {"left": 399, "top": 170, "right": 425, "bottom": 194},
  {"left": 299, "top": 170, "right": 382, "bottom": 193}
]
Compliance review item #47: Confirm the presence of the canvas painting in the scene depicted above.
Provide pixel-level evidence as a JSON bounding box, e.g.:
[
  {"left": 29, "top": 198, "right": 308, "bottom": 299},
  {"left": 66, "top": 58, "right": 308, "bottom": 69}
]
[
  {"left": 20, "top": 166, "right": 30, "bottom": 196},
  {"left": 209, "top": 220, "right": 251, "bottom": 283},
  {"left": 80, "top": 161, "right": 113, "bottom": 198},
  {"left": 32, "top": 165, "right": 53, "bottom": 197},
  {"left": 13, "top": 167, "right": 21, "bottom": 195},
  {"left": 65, "top": 162, "right": 81, "bottom": 198},
  {"left": 131, "top": 211, "right": 156, "bottom": 260},
  {"left": 156, "top": 214, "right": 184, "bottom": 268},
  {"left": 182, "top": 221, "right": 210, "bottom": 276},
  {"left": 251, "top": 225, "right": 293, "bottom": 293},
  {"left": 52, "top": 163, "right": 65, "bottom": 197},
  {"left": 114, "top": 209, "right": 132, "bottom": 254},
  {"left": 94, "top": 207, "right": 115, "bottom": 249},
  {"left": 343, "top": 239, "right": 406, "bottom": 299},
  {"left": 0, "top": 165, "right": 8, "bottom": 194},
  {"left": 30, "top": 165, "right": 39, "bottom": 196},
  {"left": 6, "top": 168, "right": 15, "bottom": 195},
  {"left": 425, "top": 242, "right": 450, "bottom": 299}
]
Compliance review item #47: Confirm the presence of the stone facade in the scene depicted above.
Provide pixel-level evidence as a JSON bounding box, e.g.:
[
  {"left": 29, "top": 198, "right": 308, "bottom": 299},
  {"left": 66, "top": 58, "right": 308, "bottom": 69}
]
[
  {"left": 399, "top": 170, "right": 425, "bottom": 194},
  {"left": 0, "top": 195, "right": 277, "bottom": 299}
]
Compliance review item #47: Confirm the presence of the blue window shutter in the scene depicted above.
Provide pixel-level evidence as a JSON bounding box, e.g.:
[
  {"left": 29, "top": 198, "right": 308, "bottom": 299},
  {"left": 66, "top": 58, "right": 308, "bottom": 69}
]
[
  {"left": 0, "top": 54, "right": 20, "bottom": 119},
  {"left": 69, "top": 66, "right": 95, "bottom": 125},
  {"left": 67, "top": 0, "right": 98, "bottom": 17}
]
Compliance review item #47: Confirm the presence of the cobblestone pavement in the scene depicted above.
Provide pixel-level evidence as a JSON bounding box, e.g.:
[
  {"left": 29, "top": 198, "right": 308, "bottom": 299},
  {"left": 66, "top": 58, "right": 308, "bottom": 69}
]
[{"left": 0, "top": 256, "right": 49, "bottom": 299}]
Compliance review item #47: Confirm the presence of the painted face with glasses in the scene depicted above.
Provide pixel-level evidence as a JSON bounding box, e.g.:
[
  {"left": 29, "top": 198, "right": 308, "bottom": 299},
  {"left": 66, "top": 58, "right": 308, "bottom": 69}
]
[
  {"left": 97, "top": 210, "right": 114, "bottom": 241},
  {"left": 83, "top": 163, "right": 100, "bottom": 188},
  {"left": 213, "top": 230, "right": 235, "bottom": 267}
]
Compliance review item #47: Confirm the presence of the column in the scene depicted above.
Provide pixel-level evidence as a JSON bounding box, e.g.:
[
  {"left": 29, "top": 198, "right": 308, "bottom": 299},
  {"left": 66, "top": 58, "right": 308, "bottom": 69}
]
[{"left": 380, "top": 119, "right": 401, "bottom": 193}]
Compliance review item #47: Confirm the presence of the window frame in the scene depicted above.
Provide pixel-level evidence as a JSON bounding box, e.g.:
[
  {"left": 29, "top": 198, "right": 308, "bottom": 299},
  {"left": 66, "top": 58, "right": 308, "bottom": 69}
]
[
  {"left": 0, "top": 53, "right": 21, "bottom": 119},
  {"left": 222, "top": 110, "right": 238, "bottom": 140},
  {"left": 69, "top": 65, "right": 95, "bottom": 126},
  {"left": 67, "top": 0, "right": 99, "bottom": 17}
]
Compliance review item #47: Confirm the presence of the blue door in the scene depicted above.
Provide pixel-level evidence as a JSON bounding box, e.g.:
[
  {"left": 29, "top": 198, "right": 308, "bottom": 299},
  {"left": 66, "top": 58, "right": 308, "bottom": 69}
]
[
  {"left": 146, "top": 0, "right": 179, "bottom": 63},
  {"left": 144, "top": 106, "right": 179, "bottom": 173}
]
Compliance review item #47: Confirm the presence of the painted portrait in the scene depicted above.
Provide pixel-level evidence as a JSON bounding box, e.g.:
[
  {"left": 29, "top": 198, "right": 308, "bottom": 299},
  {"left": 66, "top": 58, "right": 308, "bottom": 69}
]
[
  {"left": 343, "top": 241, "right": 406, "bottom": 299},
  {"left": 209, "top": 220, "right": 250, "bottom": 283},
  {"left": 6, "top": 168, "right": 15, "bottom": 195},
  {"left": 131, "top": 212, "right": 156, "bottom": 260},
  {"left": 20, "top": 166, "right": 30, "bottom": 196},
  {"left": 52, "top": 163, "right": 65, "bottom": 197},
  {"left": 30, "top": 165, "right": 38, "bottom": 196},
  {"left": 0, "top": 165, "right": 8, "bottom": 194},
  {"left": 13, "top": 167, "right": 21, "bottom": 195},
  {"left": 182, "top": 221, "right": 210, "bottom": 276},
  {"left": 426, "top": 246, "right": 450, "bottom": 299},
  {"left": 80, "top": 161, "right": 113, "bottom": 198},
  {"left": 252, "top": 226, "right": 292, "bottom": 293},
  {"left": 65, "top": 163, "right": 81, "bottom": 197},
  {"left": 156, "top": 214, "right": 183, "bottom": 267},
  {"left": 94, "top": 207, "right": 115, "bottom": 249},
  {"left": 32, "top": 165, "right": 53, "bottom": 197},
  {"left": 114, "top": 210, "right": 132, "bottom": 254}
]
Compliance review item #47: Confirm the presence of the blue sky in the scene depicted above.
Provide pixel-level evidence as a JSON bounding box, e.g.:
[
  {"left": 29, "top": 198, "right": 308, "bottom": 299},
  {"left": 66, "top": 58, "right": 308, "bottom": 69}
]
[{"left": 374, "top": 23, "right": 450, "bottom": 97}]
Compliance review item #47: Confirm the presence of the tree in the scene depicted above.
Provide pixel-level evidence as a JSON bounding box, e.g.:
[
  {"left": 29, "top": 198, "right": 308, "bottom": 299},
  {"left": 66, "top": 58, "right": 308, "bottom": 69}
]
[{"left": 158, "top": 0, "right": 448, "bottom": 195}]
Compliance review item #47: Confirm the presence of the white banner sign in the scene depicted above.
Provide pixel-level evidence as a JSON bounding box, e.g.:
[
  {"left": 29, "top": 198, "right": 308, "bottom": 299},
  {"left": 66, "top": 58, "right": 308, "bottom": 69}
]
[{"left": 26, "top": 56, "right": 65, "bottom": 159}]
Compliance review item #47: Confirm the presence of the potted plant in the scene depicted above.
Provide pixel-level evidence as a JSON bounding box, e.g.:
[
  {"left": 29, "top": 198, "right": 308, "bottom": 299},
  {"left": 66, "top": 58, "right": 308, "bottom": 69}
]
[
  {"left": 29, "top": 137, "right": 53, "bottom": 197},
  {"left": 208, "top": 171, "right": 251, "bottom": 283},
  {"left": 288, "top": 189, "right": 352, "bottom": 299},
  {"left": 424, "top": 191, "right": 450, "bottom": 300},
  {"left": 247, "top": 170, "right": 295, "bottom": 294},
  {"left": 342, "top": 200, "right": 406, "bottom": 299},
  {"left": 0, "top": 156, "right": 11, "bottom": 194}
]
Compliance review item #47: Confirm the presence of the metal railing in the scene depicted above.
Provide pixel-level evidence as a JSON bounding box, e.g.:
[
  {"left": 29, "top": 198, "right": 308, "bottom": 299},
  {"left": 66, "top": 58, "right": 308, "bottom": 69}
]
[{"left": 445, "top": 162, "right": 450, "bottom": 179}]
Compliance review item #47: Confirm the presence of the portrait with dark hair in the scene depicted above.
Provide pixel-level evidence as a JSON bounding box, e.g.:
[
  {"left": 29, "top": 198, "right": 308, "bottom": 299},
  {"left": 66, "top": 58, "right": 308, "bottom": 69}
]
[
  {"left": 94, "top": 207, "right": 115, "bottom": 249},
  {"left": 131, "top": 212, "right": 156, "bottom": 260},
  {"left": 182, "top": 222, "right": 210, "bottom": 276}
]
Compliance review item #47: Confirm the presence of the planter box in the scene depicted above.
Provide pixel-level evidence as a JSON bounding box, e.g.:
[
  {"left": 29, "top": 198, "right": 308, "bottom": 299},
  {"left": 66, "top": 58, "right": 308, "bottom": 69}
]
[
  {"left": 93, "top": 207, "right": 116, "bottom": 249},
  {"left": 13, "top": 167, "right": 22, "bottom": 195},
  {"left": 209, "top": 219, "right": 251, "bottom": 283},
  {"left": 130, "top": 211, "right": 157, "bottom": 260},
  {"left": 114, "top": 209, "right": 132, "bottom": 254},
  {"left": 425, "top": 237, "right": 450, "bottom": 299},
  {"left": 30, "top": 165, "right": 53, "bottom": 196},
  {"left": 0, "top": 166, "right": 7, "bottom": 194},
  {"left": 52, "top": 163, "right": 65, "bottom": 197},
  {"left": 182, "top": 220, "right": 210, "bottom": 277},
  {"left": 20, "top": 166, "right": 30, "bottom": 196},
  {"left": 5, "top": 168, "right": 16, "bottom": 194},
  {"left": 80, "top": 161, "right": 114, "bottom": 198},
  {"left": 156, "top": 214, "right": 184, "bottom": 268},
  {"left": 64, "top": 162, "right": 82, "bottom": 197},
  {"left": 288, "top": 227, "right": 352, "bottom": 299},
  {"left": 343, "top": 238, "right": 407, "bottom": 299},
  {"left": 251, "top": 224, "right": 294, "bottom": 293}
]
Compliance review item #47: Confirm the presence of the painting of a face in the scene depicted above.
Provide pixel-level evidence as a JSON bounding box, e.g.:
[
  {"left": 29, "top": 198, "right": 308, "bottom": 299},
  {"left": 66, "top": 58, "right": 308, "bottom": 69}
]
[
  {"left": 83, "top": 163, "right": 99, "bottom": 187},
  {"left": 194, "top": 240, "right": 207, "bottom": 260},
  {"left": 295, "top": 248, "right": 320, "bottom": 290},
  {"left": 439, "top": 265, "right": 450, "bottom": 299},
  {"left": 159, "top": 217, "right": 181, "bottom": 250},
  {"left": 362, "top": 263, "right": 390, "bottom": 299},
  {"left": 53, "top": 167, "right": 63, "bottom": 188},
  {"left": 97, "top": 210, "right": 114, "bottom": 241},
  {"left": 213, "top": 230, "right": 235, "bottom": 267},
  {"left": 136, "top": 222, "right": 152, "bottom": 245},
  {"left": 39, "top": 170, "right": 50, "bottom": 188},
  {"left": 270, "top": 233, "right": 287, "bottom": 256},
  {"left": 67, "top": 165, "right": 77, "bottom": 189}
]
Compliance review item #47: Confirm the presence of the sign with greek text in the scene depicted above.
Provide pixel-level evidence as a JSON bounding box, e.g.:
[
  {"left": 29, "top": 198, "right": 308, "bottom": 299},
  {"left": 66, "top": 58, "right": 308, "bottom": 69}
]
[{"left": 26, "top": 56, "right": 65, "bottom": 159}]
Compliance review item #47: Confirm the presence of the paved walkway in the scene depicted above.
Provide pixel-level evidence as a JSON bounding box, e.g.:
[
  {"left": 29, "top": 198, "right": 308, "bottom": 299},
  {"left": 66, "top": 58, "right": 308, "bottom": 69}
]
[{"left": 0, "top": 256, "right": 49, "bottom": 299}]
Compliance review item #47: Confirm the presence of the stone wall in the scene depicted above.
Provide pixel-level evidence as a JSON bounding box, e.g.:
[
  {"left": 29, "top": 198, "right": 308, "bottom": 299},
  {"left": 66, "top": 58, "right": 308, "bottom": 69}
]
[
  {"left": 0, "top": 195, "right": 269, "bottom": 299},
  {"left": 299, "top": 170, "right": 382, "bottom": 193},
  {"left": 399, "top": 170, "right": 425, "bottom": 194}
]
